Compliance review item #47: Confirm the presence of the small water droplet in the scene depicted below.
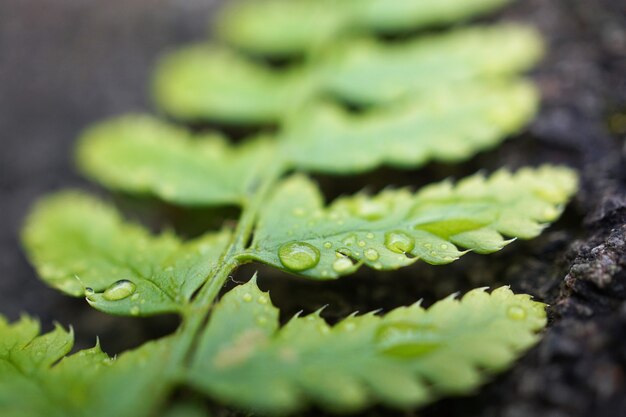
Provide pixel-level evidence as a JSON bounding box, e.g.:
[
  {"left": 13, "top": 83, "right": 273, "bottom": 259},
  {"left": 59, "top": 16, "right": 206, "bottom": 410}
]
[
  {"left": 376, "top": 322, "right": 441, "bottom": 357},
  {"left": 332, "top": 256, "right": 354, "bottom": 273},
  {"left": 321, "top": 270, "right": 330, "bottom": 278},
  {"left": 242, "top": 293, "right": 253, "bottom": 302},
  {"left": 364, "top": 248, "right": 380, "bottom": 261},
  {"left": 440, "top": 244, "right": 448, "bottom": 249},
  {"left": 384, "top": 231, "right": 415, "bottom": 254},
  {"left": 278, "top": 242, "right": 320, "bottom": 272},
  {"left": 103, "top": 280, "right": 136, "bottom": 301},
  {"left": 130, "top": 306, "right": 140, "bottom": 316},
  {"left": 131, "top": 294, "right": 140, "bottom": 301},
  {"left": 373, "top": 262, "right": 383, "bottom": 269},
  {"left": 366, "top": 232, "right": 375, "bottom": 239},
  {"left": 358, "top": 240, "right": 366, "bottom": 247},
  {"left": 256, "top": 316, "right": 268, "bottom": 325},
  {"left": 323, "top": 241, "right": 332, "bottom": 249},
  {"left": 507, "top": 305, "right": 526, "bottom": 320},
  {"left": 258, "top": 295, "right": 268, "bottom": 305},
  {"left": 292, "top": 207, "right": 306, "bottom": 217},
  {"left": 423, "top": 243, "right": 432, "bottom": 249}
]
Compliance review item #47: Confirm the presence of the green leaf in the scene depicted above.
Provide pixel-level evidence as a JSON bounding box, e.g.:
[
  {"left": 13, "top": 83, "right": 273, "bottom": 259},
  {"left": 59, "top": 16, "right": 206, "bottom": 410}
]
[
  {"left": 0, "top": 315, "right": 173, "bottom": 417},
  {"left": 76, "top": 114, "right": 275, "bottom": 205},
  {"left": 153, "top": 25, "right": 542, "bottom": 123},
  {"left": 247, "top": 166, "right": 577, "bottom": 279},
  {"left": 319, "top": 25, "right": 543, "bottom": 106},
  {"left": 216, "top": 0, "right": 512, "bottom": 56},
  {"left": 153, "top": 46, "right": 303, "bottom": 123},
  {"left": 22, "top": 191, "right": 231, "bottom": 316},
  {"left": 188, "top": 278, "right": 546, "bottom": 414},
  {"left": 281, "top": 80, "right": 538, "bottom": 173}
]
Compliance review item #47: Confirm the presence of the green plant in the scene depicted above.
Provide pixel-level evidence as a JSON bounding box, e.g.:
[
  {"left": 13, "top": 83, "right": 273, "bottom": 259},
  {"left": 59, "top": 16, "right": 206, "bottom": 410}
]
[{"left": 3, "top": 1, "right": 579, "bottom": 416}]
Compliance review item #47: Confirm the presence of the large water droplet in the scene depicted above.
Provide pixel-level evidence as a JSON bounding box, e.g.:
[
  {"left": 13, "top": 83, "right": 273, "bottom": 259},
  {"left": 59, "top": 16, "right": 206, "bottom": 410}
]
[
  {"left": 278, "top": 242, "right": 320, "bottom": 271},
  {"left": 376, "top": 322, "right": 441, "bottom": 357},
  {"left": 103, "top": 280, "right": 136, "bottom": 301},
  {"left": 364, "top": 248, "right": 380, "bottom": 261},
  {"left": 507, "top": 305, "right": 526, "bottom": 321},
  {"left": 332, "top": 256, "right": 354, "bottom": 273},
  {"left": 384, "top": 231, "right": 415, "bottom": 254}
]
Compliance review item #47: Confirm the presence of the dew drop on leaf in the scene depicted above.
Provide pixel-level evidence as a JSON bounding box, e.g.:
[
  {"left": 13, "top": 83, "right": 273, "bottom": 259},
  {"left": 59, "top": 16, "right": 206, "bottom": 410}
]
[
  {"left": 130, "top": 306, "right": 140, "bottom": 316},
  {"left": 102, "top": 279, "right": 136, "bottom": 301},
  {"left": 278, "top": 241, "right": 320, "bottom": 271},
  {"left": 364, "top": 248, "right": 380, "bottom": 261},
  {"left": 376, "top": 322, "right": 442, "bottom": 357},
  {"left": 507, "top": 305, "right": 527, "bottom": 320},
  {"left": 242, "top": 293, "right": 253, "bottom": 302},
  {"left": 332, "top": 256, "right": 354, "bottom": 273},
  {"left": 384, "top": 231, "right": 415, "bottom": 254}
]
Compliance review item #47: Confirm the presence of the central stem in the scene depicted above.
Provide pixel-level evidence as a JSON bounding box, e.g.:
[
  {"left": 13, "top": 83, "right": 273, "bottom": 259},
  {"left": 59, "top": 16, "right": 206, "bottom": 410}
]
[{"left": 167, "top": 163, "right": 286, "bottom": 378}]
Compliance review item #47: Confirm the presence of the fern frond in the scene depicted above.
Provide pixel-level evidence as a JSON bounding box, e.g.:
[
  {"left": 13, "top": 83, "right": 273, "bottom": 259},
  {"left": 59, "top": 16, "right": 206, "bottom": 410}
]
[
  {"left": 217, "top": 0, "right": 513, "bottom": 56},
  {"left": 247, "top": 166, "right": 577, "bottom": 278},
  {"left": 77, "top": 114, "right": 275, "bottom": 205},
  {"left": 0, "top": 315, "right": 172, "bottom": 417},
  {"left": 189, "top": 278, "right": 546, "bottom": 414},
  {"left": 153, "top": 25, "right": 542, "bottom": 123},
  {"left": 22, "top": 191, "right": 231, "bottom": 315}
]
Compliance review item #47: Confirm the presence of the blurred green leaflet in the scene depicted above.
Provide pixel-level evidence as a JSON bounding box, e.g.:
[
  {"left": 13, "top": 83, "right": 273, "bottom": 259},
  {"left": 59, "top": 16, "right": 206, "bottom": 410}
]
[
  {"left": 216, "top": 0, "right": 513, "bottom": 56},
  {"left": 154, "top": 24, "right": 542, "bottom": 123}
]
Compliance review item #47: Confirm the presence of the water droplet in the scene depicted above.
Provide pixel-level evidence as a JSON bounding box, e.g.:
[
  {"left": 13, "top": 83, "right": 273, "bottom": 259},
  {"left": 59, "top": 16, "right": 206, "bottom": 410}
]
[
  {"left": 292, "top": 207, "right": 306, "bottom": 217},
  {"left": 242, "top": 293, "right": 253, "bottom": 302},
  {"left": 131, "top": 294, "right": 140, "bottom": 301},
  {"left": 130, "top": 306, "right": 140, "bottom": 316},
  {"left": 373, "top": 262, "right": 383, "bottom": 269},
  {"left": 332, "top": 256, "right": 354, "bottom": 273},
  {"left": 366, "top": 232, "right": 375, "bottom": 239},
  {"left": 364, "top": 248, "right": 380, "bottom": 261},
  {"left": 278, "top": 242, "right": 320, "bottom": 272},
  {"left": 440, "top": 244, "right": 448, "bottom": 249},
  {"left": 258, "top": 295, "right": 268, "bottom": 305},
  {"left": 103, "top": 280, "right": 136, "bottom": 301},
  {"left": 384, "top": 231, "right": 415, "bottom": 254},
  {"left": 323, "top": 242, "right": 332, "bottom": 249},
  {"left": 507, "top": 305, "right": 526, "bottom": 320},
  {"left": 256, "top": 316, "right": 268, "bottom": 325},
  {"left": 337, "top": 248, "right": 351, "bottom": 257},
  {"left": 376, "top": 322, "right": 441, "bottom": 357},
  {"left": 358, "top": 240, "right": 366, "bottom": 247}
]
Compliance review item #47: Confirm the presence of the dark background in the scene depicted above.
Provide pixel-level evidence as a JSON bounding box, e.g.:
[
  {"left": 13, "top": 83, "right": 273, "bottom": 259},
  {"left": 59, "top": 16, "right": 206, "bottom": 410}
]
[{"left": 1, "top": 1, "right": 626, "bottom": 416}]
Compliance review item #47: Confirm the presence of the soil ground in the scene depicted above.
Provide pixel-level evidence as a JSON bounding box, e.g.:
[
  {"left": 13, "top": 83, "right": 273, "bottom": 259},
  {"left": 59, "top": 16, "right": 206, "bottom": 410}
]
[{"left": 1, "top": 1, "right": 625, "bottom": 416}]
